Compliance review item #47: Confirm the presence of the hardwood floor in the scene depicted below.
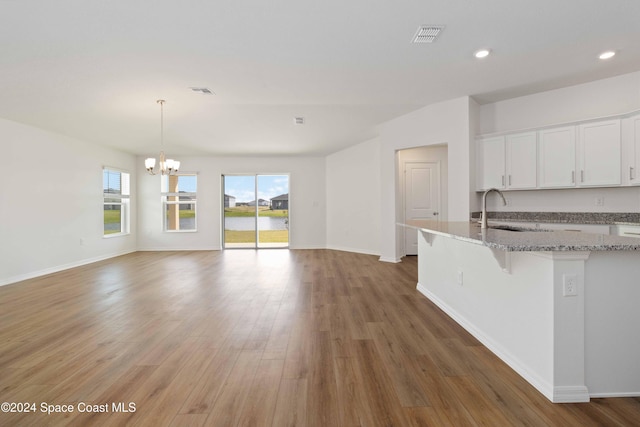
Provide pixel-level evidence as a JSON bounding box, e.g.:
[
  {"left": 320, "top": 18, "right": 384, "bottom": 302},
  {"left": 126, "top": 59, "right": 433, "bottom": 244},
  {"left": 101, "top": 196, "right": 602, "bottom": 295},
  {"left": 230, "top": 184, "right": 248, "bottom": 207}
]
[{"left": 1, "top": 249, "right": 639, "bottom": 426}]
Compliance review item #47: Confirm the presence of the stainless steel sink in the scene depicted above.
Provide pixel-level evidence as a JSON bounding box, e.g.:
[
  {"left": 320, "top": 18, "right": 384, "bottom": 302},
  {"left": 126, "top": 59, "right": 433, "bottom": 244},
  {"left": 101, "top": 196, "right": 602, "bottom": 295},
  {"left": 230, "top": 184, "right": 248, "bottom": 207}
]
[{"left": 488, "top": 225, "right": 551, "bottom": 232}]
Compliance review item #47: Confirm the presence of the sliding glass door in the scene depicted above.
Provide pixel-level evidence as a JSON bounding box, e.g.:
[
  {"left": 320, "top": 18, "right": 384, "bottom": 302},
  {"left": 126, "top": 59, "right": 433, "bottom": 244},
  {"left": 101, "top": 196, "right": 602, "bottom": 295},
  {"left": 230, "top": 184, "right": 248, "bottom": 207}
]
[{"left": 223, "top": 174, "right": 289, "bottom": 248}]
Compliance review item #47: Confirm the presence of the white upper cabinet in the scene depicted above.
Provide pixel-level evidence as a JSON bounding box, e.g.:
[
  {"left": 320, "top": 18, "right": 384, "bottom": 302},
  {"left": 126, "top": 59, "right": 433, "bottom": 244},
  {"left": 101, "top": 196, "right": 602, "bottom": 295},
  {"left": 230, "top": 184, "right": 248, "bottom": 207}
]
[
  {"left": 477, "top": 112, "right": 632, "bottom": 192},
  {"left": 477, "top": 136, "right": 506, "bottom": 190},
  {"left": 477, "top": 133, "right": 537, "bottom": 191},
  {"left": 577, "top": 119, "right": 621, "bottom": 186},
  {"left": 538, "top": 126, "right": 576, "bottom": 188},
  {"left": 626, "top": 114, "right": 640, "bottom": 185},
  {"left": 506, "top": 132, "right": 537, "bottom": 189}
]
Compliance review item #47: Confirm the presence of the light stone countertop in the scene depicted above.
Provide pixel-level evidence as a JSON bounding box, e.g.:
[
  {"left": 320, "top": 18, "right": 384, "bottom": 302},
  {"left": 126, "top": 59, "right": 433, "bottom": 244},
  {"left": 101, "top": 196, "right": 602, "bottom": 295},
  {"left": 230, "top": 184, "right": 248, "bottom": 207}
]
[
  {"left": 402, "top": 220, "right": 640, "bottom": 252},
  {"left": 468, "top": 211, "right": 640, "bottom": 225}
]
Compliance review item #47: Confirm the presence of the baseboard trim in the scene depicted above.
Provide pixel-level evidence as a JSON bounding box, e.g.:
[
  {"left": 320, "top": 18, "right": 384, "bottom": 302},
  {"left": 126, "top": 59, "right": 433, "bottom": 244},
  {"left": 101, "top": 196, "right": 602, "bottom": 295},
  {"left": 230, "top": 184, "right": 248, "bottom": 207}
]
[
  {"left": 0, "top": 249, "right": 136, "bottom": 287},
  {"left": 137, "top": 246, "right": 222, "bottom": 252},
  {"left": 589, "top": 391, "right": 640, "bottom": 398},
  {"left": 553, "top": 386, "right": 590, "bottom": 403},
  {"left": 325, "top": 245, "right": 380, "bottom": 257},
  {"left": 379, "top": 256, "right": 402, "bottom": 263}
]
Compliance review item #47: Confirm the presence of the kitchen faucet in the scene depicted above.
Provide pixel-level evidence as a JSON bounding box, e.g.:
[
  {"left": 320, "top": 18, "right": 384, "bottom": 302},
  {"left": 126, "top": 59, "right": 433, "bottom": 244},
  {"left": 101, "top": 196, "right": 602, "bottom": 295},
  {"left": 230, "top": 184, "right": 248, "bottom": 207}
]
[{"left": 480, "top": 188, "right": 507, "bottom": 229}]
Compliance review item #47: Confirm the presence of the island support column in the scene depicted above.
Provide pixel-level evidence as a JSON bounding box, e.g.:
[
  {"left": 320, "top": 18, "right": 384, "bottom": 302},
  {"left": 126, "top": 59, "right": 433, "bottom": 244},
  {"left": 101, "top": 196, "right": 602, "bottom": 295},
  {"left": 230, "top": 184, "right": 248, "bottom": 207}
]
[{"left": 541, "top": 251, "right": 591, "bottom": 403}]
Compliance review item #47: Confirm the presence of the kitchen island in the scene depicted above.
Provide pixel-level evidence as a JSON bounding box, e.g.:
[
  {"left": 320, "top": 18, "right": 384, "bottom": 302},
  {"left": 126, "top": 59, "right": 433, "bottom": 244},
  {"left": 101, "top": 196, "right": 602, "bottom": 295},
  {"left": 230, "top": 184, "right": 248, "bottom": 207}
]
[{"left": 403, "top": 219, "right": 640, "bottom": 403}]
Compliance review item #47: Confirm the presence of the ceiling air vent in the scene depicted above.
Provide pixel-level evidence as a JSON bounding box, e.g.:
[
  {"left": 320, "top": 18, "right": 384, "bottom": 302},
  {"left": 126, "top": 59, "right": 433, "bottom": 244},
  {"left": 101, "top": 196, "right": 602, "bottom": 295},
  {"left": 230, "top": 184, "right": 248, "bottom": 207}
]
[
  {"left": 294, "top": 117, "right": 305, "bottom": 125},
  {"left": 190, "top": 87, "right": 214, "bottom": 95},
  {"left": 412, "top": 25, "right": 444, "bottom": 43}
]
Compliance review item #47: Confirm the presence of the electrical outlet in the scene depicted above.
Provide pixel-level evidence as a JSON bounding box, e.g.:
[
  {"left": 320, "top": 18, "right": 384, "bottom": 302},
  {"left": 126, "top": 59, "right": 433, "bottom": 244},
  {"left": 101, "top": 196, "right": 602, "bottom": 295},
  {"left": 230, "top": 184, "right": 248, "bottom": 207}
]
[
  {"left": 563, "top": 274, "right": 578, "bottom": 297},
  {"left": 595, "top": 196, "right": 604, "bottom": 206}
]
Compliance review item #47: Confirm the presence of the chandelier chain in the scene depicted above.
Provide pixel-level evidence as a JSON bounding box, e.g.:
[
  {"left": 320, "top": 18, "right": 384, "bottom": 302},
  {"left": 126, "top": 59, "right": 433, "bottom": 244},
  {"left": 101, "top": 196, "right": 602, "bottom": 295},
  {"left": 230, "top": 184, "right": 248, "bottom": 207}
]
[{"left": 158, "top": 99, "right": 165, "bottom": 149}]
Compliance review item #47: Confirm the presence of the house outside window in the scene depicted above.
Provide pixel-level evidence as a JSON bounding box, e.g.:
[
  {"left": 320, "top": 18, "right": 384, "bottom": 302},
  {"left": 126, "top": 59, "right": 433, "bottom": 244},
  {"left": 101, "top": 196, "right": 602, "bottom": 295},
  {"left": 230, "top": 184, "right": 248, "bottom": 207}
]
[
  {"left": 103, "top": 168, "right": 130, "bottom": 236},
  {"left": 162, "top": 174, "right": 197, "bottom": 232}
]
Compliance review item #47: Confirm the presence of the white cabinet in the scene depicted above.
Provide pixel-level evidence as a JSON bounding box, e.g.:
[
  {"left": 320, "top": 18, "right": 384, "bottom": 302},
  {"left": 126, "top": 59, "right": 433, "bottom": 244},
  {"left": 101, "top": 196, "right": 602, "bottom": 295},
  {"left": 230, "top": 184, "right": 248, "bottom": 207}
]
[
  {"left": 477, "top": 136, "right": 506, "bottom": 190},
  {"left": 477, "top": 116, "right": 626, "bottom": 192},
  {"left": 506, "top": 132, "right": 537, "bottom": 189},
  {"left": 537, "top": 120, "right": 622, "bottom": 188},
  {"left": 577, "top": 119, "right": 621, "bottom": 186},
  {"left": 538, "top": 126, "right": 576, "bottom": 188},
  {"left": 626, "top": 115, "right": 640, "bottom": 185},
  {"left": 477, "top": 132, "right": 537, "bottom": 191}
]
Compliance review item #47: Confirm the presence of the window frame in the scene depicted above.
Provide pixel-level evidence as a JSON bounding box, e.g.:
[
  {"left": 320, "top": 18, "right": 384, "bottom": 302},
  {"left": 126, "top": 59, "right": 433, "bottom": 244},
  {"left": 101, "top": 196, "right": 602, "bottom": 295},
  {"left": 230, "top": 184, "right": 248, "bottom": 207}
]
[
  {"left": 102, "top": 167, "right": 130, "bottom": 238},
  {"left": 161, "top": 173, "right": 198, "bottom": 233}
]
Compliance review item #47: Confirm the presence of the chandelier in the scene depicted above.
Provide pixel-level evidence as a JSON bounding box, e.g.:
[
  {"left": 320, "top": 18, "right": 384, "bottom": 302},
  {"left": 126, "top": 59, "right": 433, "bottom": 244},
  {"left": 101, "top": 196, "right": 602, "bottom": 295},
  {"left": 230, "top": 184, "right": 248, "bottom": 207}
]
[{"left": 145, "top": 100, "right": 180, "bottom": 175}]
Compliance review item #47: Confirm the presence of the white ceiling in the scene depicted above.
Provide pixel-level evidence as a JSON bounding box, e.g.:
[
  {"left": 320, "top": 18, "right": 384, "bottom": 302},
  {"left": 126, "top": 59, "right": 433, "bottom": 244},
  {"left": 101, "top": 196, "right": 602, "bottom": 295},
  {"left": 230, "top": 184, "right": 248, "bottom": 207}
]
[{"left": 2, "top": 0, "right": 640, "bottom": 156}]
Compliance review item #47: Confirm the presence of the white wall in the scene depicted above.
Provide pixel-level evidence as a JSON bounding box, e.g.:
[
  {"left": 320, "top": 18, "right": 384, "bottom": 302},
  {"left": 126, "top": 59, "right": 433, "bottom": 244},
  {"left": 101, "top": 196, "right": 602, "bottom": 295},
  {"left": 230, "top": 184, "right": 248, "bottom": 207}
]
[
  {"left": 479, "top": 71, "right": 640, "bottom": 135},
  {"left": 378, "top": 96, "right": 473, "bottom": 262},
  {"left": 326, "top": 137, "right": 381, "bottom": 255},
  {"left": 137, "top": 155, "right": 326, "bottom": 251},
  {"left": 477, "top": 71, "right": 640, "bottom": 214},
  {"left": 483, "top": 187, "right": 640, "bottom": 213},
  {"left": 1, "top": 118, "right": 137, "bottom": 286}
]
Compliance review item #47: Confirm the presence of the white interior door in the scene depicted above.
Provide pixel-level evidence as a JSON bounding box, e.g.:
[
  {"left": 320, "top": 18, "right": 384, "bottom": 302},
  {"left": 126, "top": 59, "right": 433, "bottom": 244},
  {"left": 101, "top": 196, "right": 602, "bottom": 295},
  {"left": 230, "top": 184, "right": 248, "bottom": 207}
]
[{"left": 404, "top": 162, "right": 440, "bottom": 255}]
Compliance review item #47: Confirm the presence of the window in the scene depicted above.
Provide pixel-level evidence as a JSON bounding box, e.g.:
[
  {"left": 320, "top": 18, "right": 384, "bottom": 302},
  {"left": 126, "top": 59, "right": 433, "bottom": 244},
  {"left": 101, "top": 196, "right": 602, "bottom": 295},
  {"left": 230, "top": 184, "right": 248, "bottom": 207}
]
[
  {"left": 103, "top": 168, "right": 130, "bottom": 236},
  {"left": 162, "top": 174, "right": 197, "bottom": 232}
]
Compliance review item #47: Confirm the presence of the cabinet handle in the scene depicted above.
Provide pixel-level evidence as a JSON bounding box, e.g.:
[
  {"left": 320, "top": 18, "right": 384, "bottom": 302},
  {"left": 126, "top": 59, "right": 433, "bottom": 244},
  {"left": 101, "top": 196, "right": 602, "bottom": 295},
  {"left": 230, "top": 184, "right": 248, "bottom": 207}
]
[
  {"left": 571, "top": 171, "right": 575, "bottom": 184},
  {"left": 502, "top": 175, "right": 505, "bottom": 186},
  {"left": 509, "top": 175, "right": 512, "bottom": 186},
  {"left": 631, "top": 167, "right": 635, "bottom": 181},
  {"left": 581, "top": 170, "right": 584, "bottom": 182}
]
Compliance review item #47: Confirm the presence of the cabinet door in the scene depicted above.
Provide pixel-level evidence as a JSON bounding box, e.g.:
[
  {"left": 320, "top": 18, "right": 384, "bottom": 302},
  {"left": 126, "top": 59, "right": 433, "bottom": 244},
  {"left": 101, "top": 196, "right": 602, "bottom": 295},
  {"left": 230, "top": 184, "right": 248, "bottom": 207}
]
[
  {"left": 506, "top": 132, "right": 537, "bottom": 189},
  {"left": 578, "top": 119, "right": 621, "bottom": 186},
  {"left": 478, "top": 136, "right": 505, "bottom": 190},
  {"left": 538, "top": 126, "right": 576, "bottom": 188},
  {"left": 631, "top": 116, "right": 640, "bottom": 185}
]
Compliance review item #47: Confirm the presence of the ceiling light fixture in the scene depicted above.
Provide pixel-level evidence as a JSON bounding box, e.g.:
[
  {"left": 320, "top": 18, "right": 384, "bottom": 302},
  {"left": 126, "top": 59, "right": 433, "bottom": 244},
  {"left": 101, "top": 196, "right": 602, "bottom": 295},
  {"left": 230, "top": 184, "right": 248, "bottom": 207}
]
[
  {"left": 599, "top": 50, "right": 616, "bottom": 60},
  {"left": 474, "top": 49, "right": 491, "bottom": 59},
  {"left": 145, "top": 100, "right": 180, "bottom": 176}
]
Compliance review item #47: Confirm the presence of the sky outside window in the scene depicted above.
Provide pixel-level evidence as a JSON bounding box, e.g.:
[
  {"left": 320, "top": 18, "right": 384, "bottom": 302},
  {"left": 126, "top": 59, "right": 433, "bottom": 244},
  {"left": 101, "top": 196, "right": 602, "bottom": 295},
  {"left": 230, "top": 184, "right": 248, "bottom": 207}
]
[{"left": 225, "top": 175, "right": 289, "bottom": 203}]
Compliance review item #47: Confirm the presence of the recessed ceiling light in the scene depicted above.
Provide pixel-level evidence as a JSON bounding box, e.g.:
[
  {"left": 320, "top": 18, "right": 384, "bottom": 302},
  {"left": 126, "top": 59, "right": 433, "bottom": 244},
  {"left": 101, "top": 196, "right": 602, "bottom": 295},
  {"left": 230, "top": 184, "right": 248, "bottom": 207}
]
[
  {"left": 474, "top": 49, "right": 491, "bottom": 59},
  {"left": 599, "top": 51, "right": 616, "bottom": 60}
]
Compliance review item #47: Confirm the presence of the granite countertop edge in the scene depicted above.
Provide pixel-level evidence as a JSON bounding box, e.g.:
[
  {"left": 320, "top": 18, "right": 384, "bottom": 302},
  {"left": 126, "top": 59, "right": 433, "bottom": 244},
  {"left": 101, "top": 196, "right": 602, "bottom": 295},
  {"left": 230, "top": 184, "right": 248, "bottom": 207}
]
[
  {"left": 401, "top": 220, "right": 640, "bottom": 252},
  {"left": 469, "top": 212, "right": 640, "bottom": 226}
]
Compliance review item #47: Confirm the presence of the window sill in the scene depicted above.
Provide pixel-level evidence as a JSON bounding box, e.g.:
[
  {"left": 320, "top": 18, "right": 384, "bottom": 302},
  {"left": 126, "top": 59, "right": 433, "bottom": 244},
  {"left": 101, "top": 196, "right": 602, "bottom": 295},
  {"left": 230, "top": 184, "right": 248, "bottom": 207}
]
[{"left": 103, "top": 232, "right": 130, "bottom": 239}]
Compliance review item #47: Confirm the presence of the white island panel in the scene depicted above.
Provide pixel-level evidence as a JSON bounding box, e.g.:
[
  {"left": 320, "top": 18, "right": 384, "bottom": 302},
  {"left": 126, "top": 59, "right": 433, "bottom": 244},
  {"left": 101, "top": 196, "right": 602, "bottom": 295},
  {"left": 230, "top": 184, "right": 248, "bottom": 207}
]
[
  {"left": 416, "top": 230, "right": 592, "bottom": 402},
  {"left": 407, "top": 219, "right": 640, "bottom": 403}
]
